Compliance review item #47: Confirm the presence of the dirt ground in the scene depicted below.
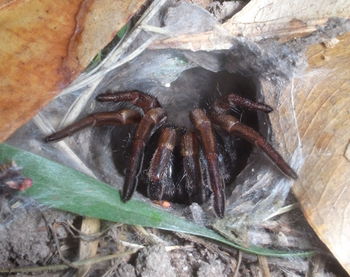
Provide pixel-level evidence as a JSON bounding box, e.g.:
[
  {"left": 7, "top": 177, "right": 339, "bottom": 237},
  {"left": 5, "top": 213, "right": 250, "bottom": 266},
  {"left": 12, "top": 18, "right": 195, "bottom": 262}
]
[
  {"left": 0, "top": 196, "right": 347, "bottom": 277},
  {"left": 0, "top": 201, "right": 235, "bottom": 276}
]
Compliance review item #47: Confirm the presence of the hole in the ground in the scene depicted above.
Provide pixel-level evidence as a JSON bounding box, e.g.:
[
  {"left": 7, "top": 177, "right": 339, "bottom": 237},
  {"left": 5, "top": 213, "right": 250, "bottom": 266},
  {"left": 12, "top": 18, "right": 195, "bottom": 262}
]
[{"left": 110, "top": 67, "right": 269, "bottom": 204}]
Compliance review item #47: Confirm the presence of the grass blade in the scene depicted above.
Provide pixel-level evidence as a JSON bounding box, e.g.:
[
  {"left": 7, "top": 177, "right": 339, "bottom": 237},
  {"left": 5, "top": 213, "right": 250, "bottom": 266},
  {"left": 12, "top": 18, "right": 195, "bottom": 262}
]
[{"left": 0, "top": 143, "right": 315, "bottom": 258}]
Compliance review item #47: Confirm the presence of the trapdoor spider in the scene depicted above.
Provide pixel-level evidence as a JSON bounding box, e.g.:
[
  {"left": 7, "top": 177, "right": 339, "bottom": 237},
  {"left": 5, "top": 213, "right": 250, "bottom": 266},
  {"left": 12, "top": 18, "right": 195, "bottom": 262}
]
[{"left": 45, "top": 90, "right": 297, "bottom": 218}]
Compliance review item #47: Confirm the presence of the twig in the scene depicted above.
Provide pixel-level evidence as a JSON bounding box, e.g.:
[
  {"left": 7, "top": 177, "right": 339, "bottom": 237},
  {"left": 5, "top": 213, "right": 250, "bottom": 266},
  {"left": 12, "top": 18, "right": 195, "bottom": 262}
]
[
  {"left": 165, "top": 245, "right": 194, "bottom": 251},
  {"left": 0, "top": 250, "right": 138, "bottom": 274},
  {"left": 258, "top": 256, "right": 271, "bottom": 277},
  {"left": 118, "top": 240, "right": 144, "bottom": 250},
  {"left": 77, "top": 217, "right": 101, "bottom": 277},
  {"left": 141, "top": 24, "right": 172, "bottom": 35},
  {"left": 48, "top": 224, "right": 78, "bottom": 269},
  {"left": 118, "top": 240, "right": 193, "bottom": 252},
  {"left": 132, "top": 225, "right": 165, "bottom": 244},
  {"left": 101, "top": 261, "right": 122, "bottom": 277},
  {"left": 59, "top": 220, "right": 117, "bottom": 241},
  {"left": 263, "top": 203, "right": 298, "bottom": 221},
  {"left": 233, "top": 251, "right": 242, "bottom": 277},
  {"left": 175, "top": 232, "right": 231, "bottom": 261}
]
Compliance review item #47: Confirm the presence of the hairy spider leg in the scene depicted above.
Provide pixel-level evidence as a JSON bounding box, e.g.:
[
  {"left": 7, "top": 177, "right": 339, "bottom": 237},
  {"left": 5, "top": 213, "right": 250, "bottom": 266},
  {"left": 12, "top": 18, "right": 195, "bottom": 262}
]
[
  {"left": 96, "top": 90, "right": 160, "bottom": 112},
  {"left": 44, "top": 110, "right": 141, "bottom": 142},
  {"left": 147, "top": 127, "right": 176, "bottom": 200},
  {"left": 122, "top": 108, "right": 167, "bottom": 202},
  {"left": 181, "top": 131, "right": 207, "bottom": 204},
  {"left": 211, "top": 113, "right": 298, "bottom": 179},
  {"left": 190, "top": 109, "right": 226, "bottom": 218},
  {"left": 213, "top": 93, "right": 273, "bottom": 114},
  {"left": 95, "top": 91, "right": 173, "bottom": 201}
]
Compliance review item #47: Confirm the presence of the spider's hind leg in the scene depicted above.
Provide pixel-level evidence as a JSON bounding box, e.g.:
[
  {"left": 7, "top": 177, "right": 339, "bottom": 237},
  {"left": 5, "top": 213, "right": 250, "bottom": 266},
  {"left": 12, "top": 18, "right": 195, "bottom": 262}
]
[
  {"left": 211, "top": 113, "right": 298, "bottom": 179},
  {"left": 213, "top": 93, "right": 273, "bottom": 114}
]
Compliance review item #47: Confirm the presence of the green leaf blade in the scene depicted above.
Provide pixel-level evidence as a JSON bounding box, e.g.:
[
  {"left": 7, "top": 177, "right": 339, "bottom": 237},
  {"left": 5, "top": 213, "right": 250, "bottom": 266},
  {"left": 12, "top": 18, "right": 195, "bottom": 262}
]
[{"left": 0, "top": 143, "right": 315, "bottom": 258}]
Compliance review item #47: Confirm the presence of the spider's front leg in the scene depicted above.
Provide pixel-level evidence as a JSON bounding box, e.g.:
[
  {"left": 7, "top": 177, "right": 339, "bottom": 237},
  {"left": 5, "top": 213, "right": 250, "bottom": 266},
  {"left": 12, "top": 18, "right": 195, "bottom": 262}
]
[
  {"left": 147, "top": 127, "right": 176, "bottom": 200},
  {"left": 211, "top": 113, "right": 298, "bottom": 179},
  {"left": 122, "top": 108, "right": 167, "bottom": 202},
  {"left": 190, "top": 109, "right": 226, "bottom": 218},
  {"left": 95, "top": 90, "right": 171, "bottom": 201},
  {"left": 45, "top": 109, "right": 141, "bottom": 142},
  {"left": 96, "top": 90, "right": 160, "bottom": 112},
  {"left": 180, "top": 131, "right": 206, "bottom": 204}
]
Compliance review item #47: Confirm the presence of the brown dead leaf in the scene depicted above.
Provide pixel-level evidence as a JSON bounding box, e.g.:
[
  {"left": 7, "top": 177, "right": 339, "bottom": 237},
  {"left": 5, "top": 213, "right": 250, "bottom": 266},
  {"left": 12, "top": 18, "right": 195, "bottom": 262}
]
[
  {"left": 263, "top": 33, "right": 350, "bottom": 274},
  {"left": 0, "top": 0, "right": 146, "bottom": 142}
]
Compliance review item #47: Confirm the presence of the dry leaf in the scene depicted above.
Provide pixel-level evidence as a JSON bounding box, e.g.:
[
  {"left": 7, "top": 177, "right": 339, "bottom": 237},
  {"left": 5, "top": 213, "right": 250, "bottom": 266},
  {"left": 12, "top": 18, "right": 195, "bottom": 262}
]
[
  {"left": 293, "top": 33, "right": 350, "bottom": 274},
  {"left": 0, "top": 0, "right": 146, "bottom": 142},
  {"left": 151, "top": 0, "right": 350, "bottom": 51},
  {"left": 263, "top": 33, "right": 350, "bottom": 274}
]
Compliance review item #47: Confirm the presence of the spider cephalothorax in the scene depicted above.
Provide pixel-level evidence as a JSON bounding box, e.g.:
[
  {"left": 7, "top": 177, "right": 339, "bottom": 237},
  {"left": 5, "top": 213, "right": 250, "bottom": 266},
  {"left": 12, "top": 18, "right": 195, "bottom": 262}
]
[{"left": 45, "top": 90, "right": 297, "bottom": 218}]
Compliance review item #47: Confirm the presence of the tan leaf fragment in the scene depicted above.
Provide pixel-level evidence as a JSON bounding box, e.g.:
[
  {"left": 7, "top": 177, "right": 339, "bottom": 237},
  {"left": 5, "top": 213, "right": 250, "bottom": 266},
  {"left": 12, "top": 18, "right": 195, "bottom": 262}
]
[
  {"left": 264, "top": 33, "right": 350, "bottom": 274},
  {"left": 151, "top": 0, "right": 350, "bottom": 51},
  {"left": 293, "top": 32, "right": 350, "bottom": 274},
  {"left": 0, "top": 0, "right": 146, "bottom": 142}
]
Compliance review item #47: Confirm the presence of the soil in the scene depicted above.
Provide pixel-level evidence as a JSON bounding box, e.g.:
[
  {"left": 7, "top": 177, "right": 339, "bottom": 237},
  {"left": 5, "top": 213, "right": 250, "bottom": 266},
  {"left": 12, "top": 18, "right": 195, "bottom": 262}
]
[
  {"left": 0, "top": 199, "right": 238, "bottom": 276},
  {"left": 0, "top": 197, "right": 347, "bottom": 277},
  {"left": 0, "top": 198, "right": 74, "bottom": 270}
]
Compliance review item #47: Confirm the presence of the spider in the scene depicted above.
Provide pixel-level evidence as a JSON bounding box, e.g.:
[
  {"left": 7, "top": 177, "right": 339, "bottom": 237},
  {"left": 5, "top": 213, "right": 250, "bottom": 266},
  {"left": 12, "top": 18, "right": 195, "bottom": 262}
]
[{"left": 45, "top": 90, "right": 297, "bottom": 218}]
